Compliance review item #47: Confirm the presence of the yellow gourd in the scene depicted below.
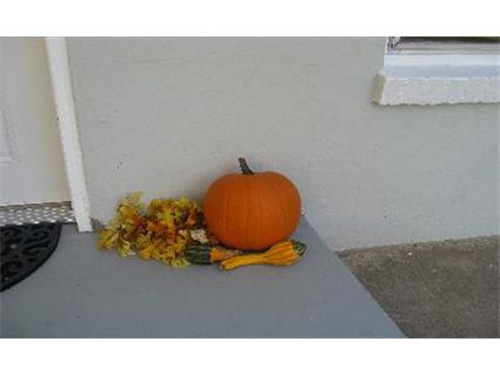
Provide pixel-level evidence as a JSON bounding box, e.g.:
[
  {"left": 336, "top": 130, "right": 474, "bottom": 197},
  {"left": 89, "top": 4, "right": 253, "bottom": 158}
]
[{"left": 220, "top": 240, "right": 306, "bottom": 271}]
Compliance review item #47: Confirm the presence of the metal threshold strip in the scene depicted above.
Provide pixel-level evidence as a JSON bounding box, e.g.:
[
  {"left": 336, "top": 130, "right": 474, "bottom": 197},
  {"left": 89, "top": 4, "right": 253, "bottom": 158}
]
[{"left": 0, "top": 202, "right": 75, "bottom": 226}]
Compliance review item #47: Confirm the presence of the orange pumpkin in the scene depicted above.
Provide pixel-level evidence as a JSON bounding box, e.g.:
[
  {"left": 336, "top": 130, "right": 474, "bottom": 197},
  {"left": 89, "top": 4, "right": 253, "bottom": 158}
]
[{"left": 203, "top": 158, "right": 301, "bottom": 250}]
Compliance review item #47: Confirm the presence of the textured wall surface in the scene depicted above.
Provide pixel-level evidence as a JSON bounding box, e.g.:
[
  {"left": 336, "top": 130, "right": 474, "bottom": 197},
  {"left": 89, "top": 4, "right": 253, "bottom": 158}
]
[{"left": 68, "top": 38, "right": 499, "bottom": 250}]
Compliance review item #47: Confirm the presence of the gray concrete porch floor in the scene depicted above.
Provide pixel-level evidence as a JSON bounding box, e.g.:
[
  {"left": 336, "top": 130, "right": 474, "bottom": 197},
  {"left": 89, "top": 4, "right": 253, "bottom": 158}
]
[
  {"left": 338, "top": 236, "right": 499, "bottom": 338},
  {"left": 0, "top": 219, "right": 403, "bottom": 338}
]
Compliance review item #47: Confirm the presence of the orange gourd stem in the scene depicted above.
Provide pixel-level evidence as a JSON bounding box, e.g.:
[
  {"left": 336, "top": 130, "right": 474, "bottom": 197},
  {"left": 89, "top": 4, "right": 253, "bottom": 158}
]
[{"left": 220, "top": 240, "right": 306, "bottom": 271}]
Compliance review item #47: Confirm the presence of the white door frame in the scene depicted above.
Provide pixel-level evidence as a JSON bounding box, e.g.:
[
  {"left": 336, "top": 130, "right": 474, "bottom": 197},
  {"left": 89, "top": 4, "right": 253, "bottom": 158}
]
[{"left": 45, "top": 37, "right": 92, "bottom": 232}]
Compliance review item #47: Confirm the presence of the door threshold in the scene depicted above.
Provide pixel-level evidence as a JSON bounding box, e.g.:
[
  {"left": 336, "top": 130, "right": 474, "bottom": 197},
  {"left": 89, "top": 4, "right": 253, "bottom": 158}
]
[{"left": 0, "top": 202, "right": 75, "bottom": 226}]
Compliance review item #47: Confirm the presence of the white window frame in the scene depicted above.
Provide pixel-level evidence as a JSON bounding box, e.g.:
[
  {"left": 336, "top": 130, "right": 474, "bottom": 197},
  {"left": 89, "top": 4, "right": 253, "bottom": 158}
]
[{"left": 372, "top": 37, "right": 500, "bottom": 105}]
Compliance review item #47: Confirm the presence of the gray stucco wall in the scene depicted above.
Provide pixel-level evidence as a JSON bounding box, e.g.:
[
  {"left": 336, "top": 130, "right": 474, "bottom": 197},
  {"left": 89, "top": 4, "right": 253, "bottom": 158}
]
[{"left": 68, "top": 38, "right": 499, "bottom": 250}]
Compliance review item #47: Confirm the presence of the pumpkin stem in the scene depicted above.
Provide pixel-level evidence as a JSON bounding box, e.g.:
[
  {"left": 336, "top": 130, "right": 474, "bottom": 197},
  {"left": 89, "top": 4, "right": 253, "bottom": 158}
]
[{"left": 238, "top": 157, "right": 254, "bottom": 175}]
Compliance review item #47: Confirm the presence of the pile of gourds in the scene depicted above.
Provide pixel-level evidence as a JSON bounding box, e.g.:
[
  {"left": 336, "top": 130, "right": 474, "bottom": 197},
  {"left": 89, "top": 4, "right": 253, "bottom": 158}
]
[{"left": 98, "top": 158, "right": 306, "bottom": 271}]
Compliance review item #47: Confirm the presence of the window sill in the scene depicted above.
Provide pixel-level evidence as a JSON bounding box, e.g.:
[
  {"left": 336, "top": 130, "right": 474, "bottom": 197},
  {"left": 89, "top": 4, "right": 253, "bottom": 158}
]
[{"left": 372, "top": 55, "right": 500, "bottom": 106}]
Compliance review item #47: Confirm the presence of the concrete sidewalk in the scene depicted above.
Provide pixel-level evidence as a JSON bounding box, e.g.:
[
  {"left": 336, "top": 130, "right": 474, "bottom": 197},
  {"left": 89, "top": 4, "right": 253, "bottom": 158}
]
[{"left": 339, "top": 235, "right": 499, "bottom": 338}]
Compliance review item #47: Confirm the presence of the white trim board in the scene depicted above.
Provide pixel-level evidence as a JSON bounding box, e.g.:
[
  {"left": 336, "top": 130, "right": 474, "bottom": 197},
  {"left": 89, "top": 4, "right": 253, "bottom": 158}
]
[
  {"left": 45, "top": 37, "right": 92, "bottom": 232},
  {"left": 0, "top": 44, "right": 16, "bottom": 164},
  {"left": 0, "top": 100, "right": 15, "bottom": 163}
]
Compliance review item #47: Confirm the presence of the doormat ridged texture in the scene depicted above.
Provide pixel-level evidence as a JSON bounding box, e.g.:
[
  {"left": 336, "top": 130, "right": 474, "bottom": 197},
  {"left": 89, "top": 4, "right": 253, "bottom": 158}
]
[{"left": 1, "top": 223, "right": 62, "bottom": 292}]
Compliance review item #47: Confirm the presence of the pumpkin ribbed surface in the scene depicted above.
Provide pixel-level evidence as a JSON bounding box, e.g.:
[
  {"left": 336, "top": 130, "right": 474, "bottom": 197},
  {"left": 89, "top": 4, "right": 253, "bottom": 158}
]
[{"left": 203, "top": 158, "right": 301, "bottom": 250}]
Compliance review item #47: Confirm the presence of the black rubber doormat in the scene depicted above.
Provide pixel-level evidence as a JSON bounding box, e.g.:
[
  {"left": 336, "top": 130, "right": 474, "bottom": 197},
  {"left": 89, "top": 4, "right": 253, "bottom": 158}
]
[{"left": 1, "top": 223, "right": 62, "bottom": 292}]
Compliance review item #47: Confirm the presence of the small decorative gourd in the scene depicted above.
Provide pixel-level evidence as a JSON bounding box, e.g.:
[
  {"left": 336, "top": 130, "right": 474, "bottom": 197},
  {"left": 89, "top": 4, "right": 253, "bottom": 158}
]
[
  {"left": 220, "top": 240, "right": 306, "bottom": 271},
  {"left": 204, "top": 158, "right": 301, "bottom": 250},
  {"left": 186, "top": 244, "right": 242, "bottom": 264}
]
